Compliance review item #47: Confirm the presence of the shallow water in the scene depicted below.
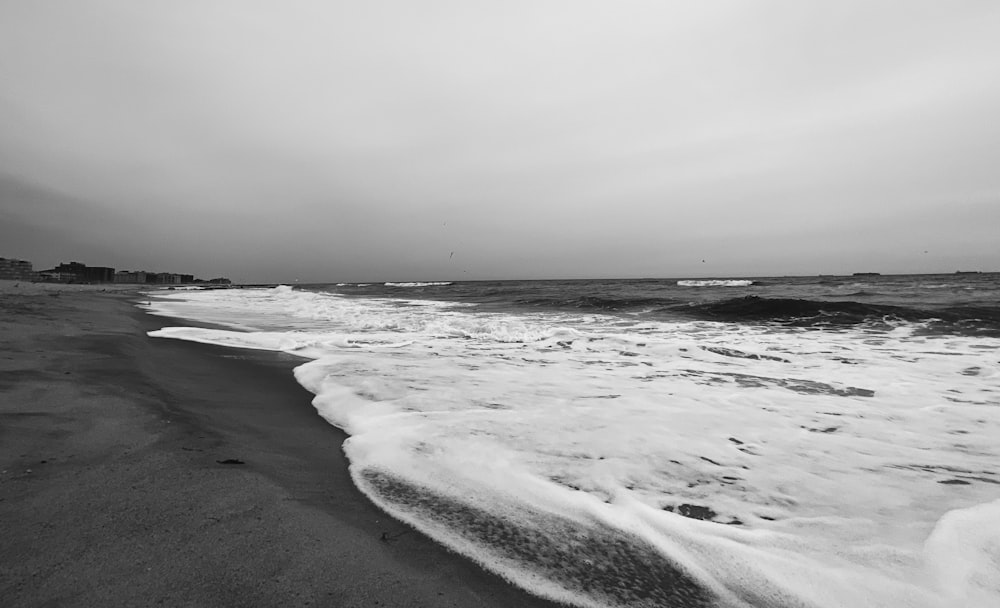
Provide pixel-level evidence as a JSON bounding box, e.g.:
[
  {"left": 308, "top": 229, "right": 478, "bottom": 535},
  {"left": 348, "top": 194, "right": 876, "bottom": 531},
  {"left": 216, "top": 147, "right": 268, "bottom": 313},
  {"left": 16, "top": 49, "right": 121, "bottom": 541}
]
[{"left": 145, "top": 275, "right": 1000, "bottom": 607}]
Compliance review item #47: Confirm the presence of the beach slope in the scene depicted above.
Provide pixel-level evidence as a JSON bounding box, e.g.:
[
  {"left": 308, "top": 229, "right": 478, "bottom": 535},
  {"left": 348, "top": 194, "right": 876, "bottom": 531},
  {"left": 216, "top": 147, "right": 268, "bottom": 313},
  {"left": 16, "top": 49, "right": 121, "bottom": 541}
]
[{"left": 0, "top": 283, "right": 563, "bottom": 608}]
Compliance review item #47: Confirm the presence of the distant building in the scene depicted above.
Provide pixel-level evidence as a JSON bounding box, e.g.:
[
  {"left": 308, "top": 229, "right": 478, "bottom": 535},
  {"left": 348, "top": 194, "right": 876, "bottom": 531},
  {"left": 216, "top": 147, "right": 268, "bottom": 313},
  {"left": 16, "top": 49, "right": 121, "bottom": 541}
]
[
  {"left": 207, "top": 277, "right": 232, "bottom": 285},
  {"left": 116, "top": 270, "right": 199, "bottom": 284},
  {"left": 0, "top": 257, "right": 36, "bottom": 281},
  {"left": 149, "top": 272, "right": 184, "bottom": 284},
  {"left": 84, "top": 266, "right": 115, "bottom": 283},
  {"left": 38, "top": 270, "right": 75, "bottom": 282},
  {"left": 12, "top": 257, "right": 211, "bottom": 285},
  {"left": 39, "top": 261, "right": 116, "bottom": 283},
  {"left": 115, "top": 270, "right": 149, "bottom": 284},
  {"left": 51, "top": 262, "right": 87, "bottom": 280}
]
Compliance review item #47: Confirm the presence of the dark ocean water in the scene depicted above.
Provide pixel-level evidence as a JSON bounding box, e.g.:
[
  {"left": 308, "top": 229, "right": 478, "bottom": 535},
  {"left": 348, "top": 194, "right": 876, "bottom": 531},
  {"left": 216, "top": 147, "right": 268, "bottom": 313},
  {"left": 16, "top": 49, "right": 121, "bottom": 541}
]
[{"left": 324, "top": 273, "right": 1000, "bottom": 336}]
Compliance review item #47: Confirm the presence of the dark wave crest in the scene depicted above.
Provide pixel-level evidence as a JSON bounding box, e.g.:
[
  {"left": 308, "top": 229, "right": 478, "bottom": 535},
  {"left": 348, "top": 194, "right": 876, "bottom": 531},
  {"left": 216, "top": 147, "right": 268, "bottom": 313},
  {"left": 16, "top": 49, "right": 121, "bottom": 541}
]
[
  {"left": 674, "top": 296, "right": 1000, "bottom": 335},
  {"left": 513, "top": 295, "right": 682, "bottom": 311}
]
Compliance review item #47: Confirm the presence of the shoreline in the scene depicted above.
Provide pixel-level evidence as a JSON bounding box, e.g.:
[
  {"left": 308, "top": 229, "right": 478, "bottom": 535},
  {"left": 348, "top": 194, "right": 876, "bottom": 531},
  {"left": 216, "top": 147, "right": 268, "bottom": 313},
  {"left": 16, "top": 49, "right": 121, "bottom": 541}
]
[{"left": 0, "top": 284, "right": 564, "bottom": 607}]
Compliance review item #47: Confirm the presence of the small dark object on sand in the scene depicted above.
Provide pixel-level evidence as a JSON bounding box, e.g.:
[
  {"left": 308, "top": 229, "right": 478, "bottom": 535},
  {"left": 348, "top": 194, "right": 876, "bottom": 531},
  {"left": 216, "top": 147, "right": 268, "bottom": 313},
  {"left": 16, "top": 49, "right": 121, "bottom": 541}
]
[
  {"left": 380, "top": 530, "right": 411, "bottom": 542},
  {"left": 216, "top": 458, "right": 245, "bottom": 465}
]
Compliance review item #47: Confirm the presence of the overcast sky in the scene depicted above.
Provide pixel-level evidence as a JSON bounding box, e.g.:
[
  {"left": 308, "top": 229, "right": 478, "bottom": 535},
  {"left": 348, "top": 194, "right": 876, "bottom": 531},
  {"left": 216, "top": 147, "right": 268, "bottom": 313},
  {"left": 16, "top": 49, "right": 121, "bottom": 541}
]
[{"left": 1, "top": 1, "right": 998, "bottom": 282}]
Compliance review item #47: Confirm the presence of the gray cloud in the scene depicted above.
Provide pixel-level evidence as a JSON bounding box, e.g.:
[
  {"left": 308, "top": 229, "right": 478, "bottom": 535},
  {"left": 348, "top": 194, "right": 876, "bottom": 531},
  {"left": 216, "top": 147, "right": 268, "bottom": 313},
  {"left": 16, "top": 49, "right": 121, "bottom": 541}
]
[{"left": 2, "top": 1, "right": 998, "bottom": 282}]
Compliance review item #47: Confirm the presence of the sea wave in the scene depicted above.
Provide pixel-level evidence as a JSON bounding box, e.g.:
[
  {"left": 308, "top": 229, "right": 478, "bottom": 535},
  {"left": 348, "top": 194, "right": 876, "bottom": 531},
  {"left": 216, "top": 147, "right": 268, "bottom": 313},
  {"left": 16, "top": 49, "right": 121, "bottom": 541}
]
[
  {"left": 676, "top": 296, "right": 1000, "bottom": 335},
  {"left": 513, "top": 295, "right": 682, "bottom": 311},
  {"left": 384, "top": 281, "right": 454, "bottom": 287},
  {"left": 677, "top": 279, "right": 756, "bottom": 287}
]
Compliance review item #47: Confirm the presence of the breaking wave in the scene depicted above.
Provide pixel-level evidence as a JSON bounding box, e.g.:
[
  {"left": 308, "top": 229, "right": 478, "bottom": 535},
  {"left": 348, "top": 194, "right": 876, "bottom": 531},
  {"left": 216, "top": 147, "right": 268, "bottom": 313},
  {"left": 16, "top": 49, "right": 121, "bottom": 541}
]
[
  {"left": 677, "top": 296, "right": 1000, "bottom": 335},
  {"left": 677, "top": 280, "right": 756, "bottom": 287},
  {"left": 385, "top": 281, "right": 454, "bottom": 287}
]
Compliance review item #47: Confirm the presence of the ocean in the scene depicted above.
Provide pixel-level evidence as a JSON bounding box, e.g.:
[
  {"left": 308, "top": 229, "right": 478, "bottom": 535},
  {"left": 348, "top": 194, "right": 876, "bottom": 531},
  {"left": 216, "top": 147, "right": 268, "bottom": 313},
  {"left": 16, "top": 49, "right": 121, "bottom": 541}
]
[{"left": 144, "top": 273, "right": 1000, "bottom": 608}]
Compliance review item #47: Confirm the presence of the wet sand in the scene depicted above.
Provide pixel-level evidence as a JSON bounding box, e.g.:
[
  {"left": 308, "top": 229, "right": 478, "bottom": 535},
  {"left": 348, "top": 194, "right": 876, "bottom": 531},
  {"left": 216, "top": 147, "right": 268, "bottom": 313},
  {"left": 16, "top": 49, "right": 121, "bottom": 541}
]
[{"left": 0, "top": 282, "right": 564, "bottom": 607}]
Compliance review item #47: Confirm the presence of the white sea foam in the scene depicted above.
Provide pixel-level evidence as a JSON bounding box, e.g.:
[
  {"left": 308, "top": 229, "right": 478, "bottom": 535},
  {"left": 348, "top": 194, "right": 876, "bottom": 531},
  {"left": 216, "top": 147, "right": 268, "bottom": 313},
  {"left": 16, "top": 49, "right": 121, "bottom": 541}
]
[
  {"left": 678, "top": 280, "right": 755, "bottom": 287},
  {"left": 145, "top": 287, "right": 1000, "bottom": 608},
  {"left": 384, "top": 281, "right": 453, "bottom": 287}
]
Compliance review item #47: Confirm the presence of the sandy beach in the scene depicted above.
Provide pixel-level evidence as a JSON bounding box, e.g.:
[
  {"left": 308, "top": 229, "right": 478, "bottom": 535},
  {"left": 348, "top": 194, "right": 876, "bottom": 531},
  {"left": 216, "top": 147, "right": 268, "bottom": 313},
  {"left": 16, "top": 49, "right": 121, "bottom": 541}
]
[{"left": 0, "top": 282, "right": 564, "bottom": 608}]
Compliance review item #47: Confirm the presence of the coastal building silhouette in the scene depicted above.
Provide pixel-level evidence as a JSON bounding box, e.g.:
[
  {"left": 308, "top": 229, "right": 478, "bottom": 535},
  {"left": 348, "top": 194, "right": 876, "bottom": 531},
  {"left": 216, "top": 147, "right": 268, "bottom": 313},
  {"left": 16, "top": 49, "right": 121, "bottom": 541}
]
[
  {"left": 114, "top": 270, "right": 149, "bottom": 284},
  {"left": 39, "top": 262, "right": 116, "bottom": 283},
  {"left": 116, "top": 271, "right": 198, "bottom": 284},
  {"left": 0, "top": 257, "right": 36, "bottom": 281},
  {"left": 151, "top": 273, "right": 198, "bottom": 284},
  {"left": 7, "top": 256, "right": 216, "bottom": 285}
]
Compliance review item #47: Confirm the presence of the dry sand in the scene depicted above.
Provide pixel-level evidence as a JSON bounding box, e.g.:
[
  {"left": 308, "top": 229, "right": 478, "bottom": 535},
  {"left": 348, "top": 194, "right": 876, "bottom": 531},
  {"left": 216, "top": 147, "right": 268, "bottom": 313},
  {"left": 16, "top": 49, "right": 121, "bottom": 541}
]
[{"left": 0, "top": 281, "right": 564, "bottom": 607}]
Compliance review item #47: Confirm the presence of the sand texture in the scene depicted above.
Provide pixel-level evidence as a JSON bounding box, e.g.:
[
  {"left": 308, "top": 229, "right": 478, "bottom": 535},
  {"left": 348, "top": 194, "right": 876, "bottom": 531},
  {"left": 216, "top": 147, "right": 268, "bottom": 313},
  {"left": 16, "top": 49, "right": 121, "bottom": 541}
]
[{"left": 0, "top": 282, "right": 563, "bottom": 608}]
